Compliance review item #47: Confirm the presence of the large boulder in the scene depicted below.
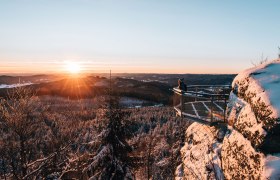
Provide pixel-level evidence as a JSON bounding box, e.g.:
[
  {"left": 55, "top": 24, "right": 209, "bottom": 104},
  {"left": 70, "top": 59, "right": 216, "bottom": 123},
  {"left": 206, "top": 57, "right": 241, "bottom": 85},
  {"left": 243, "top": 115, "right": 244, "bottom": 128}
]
[{"left": 223, "top": 59, "right": 280, "bottom": 179}]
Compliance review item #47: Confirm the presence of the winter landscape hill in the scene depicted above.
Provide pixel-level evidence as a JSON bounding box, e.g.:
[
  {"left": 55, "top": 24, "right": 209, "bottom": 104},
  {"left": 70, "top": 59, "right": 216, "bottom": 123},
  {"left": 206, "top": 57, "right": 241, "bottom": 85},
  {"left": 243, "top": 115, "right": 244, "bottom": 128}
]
[
  {"left": 0, "top": 63, "right": 279, "bottom": 179},
  {"left": 1, "top": 63, "right": 280, "bottom": 179},
  {"left": 1, "top": 0, "right": 280, "bottom": 179},
  {"left": 0, "top": 73, "right": 235, "bottom": 179}
]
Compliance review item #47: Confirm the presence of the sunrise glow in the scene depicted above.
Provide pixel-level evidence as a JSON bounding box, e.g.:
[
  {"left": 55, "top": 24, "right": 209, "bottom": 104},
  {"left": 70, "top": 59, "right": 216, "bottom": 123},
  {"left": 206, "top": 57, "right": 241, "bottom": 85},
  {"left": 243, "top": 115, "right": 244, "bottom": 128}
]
[{"left": 65, "top": 61, "right": 81, "bottom": 74}]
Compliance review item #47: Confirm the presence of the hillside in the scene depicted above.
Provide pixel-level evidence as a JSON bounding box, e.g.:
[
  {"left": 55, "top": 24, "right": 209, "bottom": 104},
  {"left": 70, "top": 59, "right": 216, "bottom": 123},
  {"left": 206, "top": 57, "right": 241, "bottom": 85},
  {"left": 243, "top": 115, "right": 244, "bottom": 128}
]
[
  {"left": 177, "top": 59, "right": 280, "bottom": 179},
  {"left": 0, "top": 74, "right": 60, "bottom": 84}
]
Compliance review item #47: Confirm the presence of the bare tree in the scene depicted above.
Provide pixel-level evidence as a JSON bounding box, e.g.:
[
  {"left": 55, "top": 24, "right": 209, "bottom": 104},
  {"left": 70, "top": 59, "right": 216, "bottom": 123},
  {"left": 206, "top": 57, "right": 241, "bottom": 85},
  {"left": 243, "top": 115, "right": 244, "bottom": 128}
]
[
  {"left": 251, "top": 53, "right": 268, "bottom": 67},
  {"left": 0, "top": 87, "right": 58, "bottom": 179}
]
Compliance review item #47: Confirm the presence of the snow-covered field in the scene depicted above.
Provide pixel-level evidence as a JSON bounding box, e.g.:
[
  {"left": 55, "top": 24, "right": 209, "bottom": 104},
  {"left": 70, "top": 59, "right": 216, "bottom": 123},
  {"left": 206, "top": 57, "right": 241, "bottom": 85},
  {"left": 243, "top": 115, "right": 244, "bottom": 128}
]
[
  {"left": 0, "top": 83, "right": 33, "bottom": 89},
  {"left": 119, "top": 97, "right": 147, "bottom": 107},
  {"left": 119, "top": 97, "right": 163, "bottom": 108}
]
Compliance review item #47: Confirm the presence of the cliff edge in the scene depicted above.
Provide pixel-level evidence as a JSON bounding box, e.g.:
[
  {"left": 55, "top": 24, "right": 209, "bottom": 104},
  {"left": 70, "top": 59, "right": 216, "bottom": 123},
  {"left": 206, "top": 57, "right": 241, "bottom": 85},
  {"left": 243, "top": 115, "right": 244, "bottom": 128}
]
[{"left": 177, "top": 59, "right": 280, "bottom": 179}]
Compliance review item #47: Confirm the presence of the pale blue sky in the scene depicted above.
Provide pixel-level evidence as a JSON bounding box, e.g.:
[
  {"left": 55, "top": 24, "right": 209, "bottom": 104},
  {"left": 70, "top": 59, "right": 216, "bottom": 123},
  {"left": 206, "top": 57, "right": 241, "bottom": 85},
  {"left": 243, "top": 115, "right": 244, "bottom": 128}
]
[{"left": 0, "top": 0, "right": 280, "bottom": 74}]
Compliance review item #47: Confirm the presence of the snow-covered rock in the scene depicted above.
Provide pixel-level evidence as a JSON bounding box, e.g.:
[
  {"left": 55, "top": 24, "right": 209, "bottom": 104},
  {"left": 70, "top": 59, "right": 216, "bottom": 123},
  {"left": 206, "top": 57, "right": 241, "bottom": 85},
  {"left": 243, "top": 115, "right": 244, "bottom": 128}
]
[
  {"left": 222, "top": 127, "right": 264, "bottom": 179},
  {"left": 177, "top": 59, "right": 280, "bottom": 179},
  {"left": 226, "top": 59, "right": 280, "bottom": 179},
  {"left": 178, "top": 122, "right": 225, "bottom": 179}
]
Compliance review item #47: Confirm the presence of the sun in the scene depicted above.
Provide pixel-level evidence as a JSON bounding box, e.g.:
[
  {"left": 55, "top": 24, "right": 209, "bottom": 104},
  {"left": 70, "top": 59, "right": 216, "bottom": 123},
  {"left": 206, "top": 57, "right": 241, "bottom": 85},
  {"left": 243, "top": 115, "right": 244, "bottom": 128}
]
[{"left": 65, "top": 61, "right": 81, "bottom": 74}]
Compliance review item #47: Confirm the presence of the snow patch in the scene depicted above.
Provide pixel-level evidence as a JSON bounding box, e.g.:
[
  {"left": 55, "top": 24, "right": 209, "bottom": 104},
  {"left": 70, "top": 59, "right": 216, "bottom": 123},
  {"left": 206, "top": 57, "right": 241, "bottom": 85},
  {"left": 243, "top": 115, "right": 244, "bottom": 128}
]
[
  {"left": 264, "top": 154, "right": 280, "bottom": 180},
  {"left": 0, "top": 83, "right": 33, "bottom": 89}
]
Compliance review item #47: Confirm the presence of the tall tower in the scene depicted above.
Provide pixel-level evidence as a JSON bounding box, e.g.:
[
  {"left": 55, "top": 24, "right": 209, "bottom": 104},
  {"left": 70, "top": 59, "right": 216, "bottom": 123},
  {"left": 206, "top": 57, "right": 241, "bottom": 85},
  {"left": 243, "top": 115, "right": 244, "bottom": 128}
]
[{"left": 278, "top": 46, "right": 280, "bottom": 59}]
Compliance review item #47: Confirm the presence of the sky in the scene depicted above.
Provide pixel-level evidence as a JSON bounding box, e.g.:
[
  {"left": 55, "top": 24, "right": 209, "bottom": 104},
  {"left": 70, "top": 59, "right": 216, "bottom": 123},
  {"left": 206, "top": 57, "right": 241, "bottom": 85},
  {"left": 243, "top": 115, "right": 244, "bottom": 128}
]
[{"left": 0, "top": 0, "right": 280, "bottom": 74}]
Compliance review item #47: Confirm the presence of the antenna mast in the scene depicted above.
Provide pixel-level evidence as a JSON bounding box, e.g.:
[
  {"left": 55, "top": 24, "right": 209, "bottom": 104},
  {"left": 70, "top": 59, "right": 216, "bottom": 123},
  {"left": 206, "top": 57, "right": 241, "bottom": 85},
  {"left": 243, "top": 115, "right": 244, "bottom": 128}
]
[
  {"left": 110, "top": 70, "right": 112, "bottom": 94},
  {"left": 109, "top": 70, "right": 112, "bottom": 112}
]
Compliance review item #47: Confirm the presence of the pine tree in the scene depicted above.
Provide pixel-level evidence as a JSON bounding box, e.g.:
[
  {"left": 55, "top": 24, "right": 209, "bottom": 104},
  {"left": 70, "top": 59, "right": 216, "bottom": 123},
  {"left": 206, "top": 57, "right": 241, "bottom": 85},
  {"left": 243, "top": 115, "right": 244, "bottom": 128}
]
[{"left": 84, "top": 96, "right": 134, "bottom": 179}]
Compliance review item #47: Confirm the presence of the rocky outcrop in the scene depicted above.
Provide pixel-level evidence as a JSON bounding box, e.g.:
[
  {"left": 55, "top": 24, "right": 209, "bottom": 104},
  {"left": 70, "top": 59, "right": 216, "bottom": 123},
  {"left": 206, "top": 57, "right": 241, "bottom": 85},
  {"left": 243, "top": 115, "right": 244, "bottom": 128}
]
[
  {"left": 176, "top": 123, "right": 226, "bottom": 180},
  {"left": 222, "top": 127, "right": 264, "bottom": 179},
  {"left": 177, "top": 60, "right": 280, "bottom": 179}
]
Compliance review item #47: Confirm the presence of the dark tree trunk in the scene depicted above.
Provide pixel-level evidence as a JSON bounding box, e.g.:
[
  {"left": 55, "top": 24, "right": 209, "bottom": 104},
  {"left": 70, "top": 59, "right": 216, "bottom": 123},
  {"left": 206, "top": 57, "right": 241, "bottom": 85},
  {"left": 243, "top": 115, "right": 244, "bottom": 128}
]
[{"left": 19, "top": 136, "right": 27, "bottom": 177}]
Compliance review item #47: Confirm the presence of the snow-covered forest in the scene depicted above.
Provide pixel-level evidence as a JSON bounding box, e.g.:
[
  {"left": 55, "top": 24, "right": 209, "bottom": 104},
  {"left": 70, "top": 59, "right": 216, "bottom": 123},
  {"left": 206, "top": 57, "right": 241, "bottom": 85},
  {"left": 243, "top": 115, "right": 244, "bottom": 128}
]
[{"left": 0, "top": 87, "right": 189, "bottom": 179}]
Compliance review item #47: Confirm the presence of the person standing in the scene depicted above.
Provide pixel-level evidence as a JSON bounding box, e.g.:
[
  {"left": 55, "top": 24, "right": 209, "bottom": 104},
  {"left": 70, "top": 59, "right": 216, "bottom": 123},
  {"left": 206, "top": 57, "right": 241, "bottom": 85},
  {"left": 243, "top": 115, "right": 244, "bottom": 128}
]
[{"left": 178, "top": 78, "right": 187, "bottom": 91}]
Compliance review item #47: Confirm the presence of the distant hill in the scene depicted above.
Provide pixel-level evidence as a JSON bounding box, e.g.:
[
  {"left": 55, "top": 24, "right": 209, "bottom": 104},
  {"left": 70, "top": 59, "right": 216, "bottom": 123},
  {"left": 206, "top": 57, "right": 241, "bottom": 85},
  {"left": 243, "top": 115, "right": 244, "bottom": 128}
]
[
  {"left": 0, "top": 74, "right": 61, "bottom": 84},
  {"left": 104, "top": 73, "right": 236, "bottom": 86},
  {"left": 0, "top": 74, "right": 236, "bottom": 105}
]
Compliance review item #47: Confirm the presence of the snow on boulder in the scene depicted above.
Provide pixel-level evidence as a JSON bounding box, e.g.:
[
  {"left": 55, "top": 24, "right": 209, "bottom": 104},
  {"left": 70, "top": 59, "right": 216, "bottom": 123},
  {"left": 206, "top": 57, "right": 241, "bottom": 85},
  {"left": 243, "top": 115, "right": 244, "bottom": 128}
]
[
  {"left": 264, "top": 154, "right": 280, "bottom": 179},
  {"left": 178, "top": 122, "right": 225, "bottom": 179},
  {"left": 223, "top": 59, "right": 280, "bottom": 179},
  {"left": 227, "top": 93, "right": 266, "bottom": 147},
  {"left": 232, "top": 59, "right": 280, "bottom": 127},
  {"left": 177, "top": 59, "right": 280, "bottom": 179},
  {"left": 230, "top": 59, "right": 280, "bottom": 153},
  {"left": 222, "top": 127, "right": 264, "bottom": 179}
]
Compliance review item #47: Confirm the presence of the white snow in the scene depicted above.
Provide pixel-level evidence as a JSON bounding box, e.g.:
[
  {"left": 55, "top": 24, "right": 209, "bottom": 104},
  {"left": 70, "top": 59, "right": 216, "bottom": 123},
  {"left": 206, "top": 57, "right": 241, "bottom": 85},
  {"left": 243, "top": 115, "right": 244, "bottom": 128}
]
[
  {"left": 233, "top": 59, "right": 280, "bottom": 117},
  {"left": 214, "top": 102, "right": 224, "bottom": 112},
  {"left": 227, "top": 92, "right": 267, "bottom": 146},
  {"left": 84, "top": 144, "right": 112, "bottom": 173},
  {"left": 252, "top": 62, "right": 280, "bottom": 117},
  {"left": 119, "top": 97, "right": 146, "bottom": 107},
  {"left": 202, "top": 102, "right": 210, "bottom": 111},
  {"left": 191, "top": 102, "right": 200, "bottom": 118},
  {"left": 180, "top": 122, "right": 224, "bottom": 179},
  {"left": 0, "top": 82, "right": 33, "bottom": 89},
  {"left": 264, "top": 154, "right": 280, "bottom": 180},
  {"left": 93, "top": 80, "right": 109, "bottom": 87},
  {"left": 175, "top": 164, "right": 184, "bottom": 180}
]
